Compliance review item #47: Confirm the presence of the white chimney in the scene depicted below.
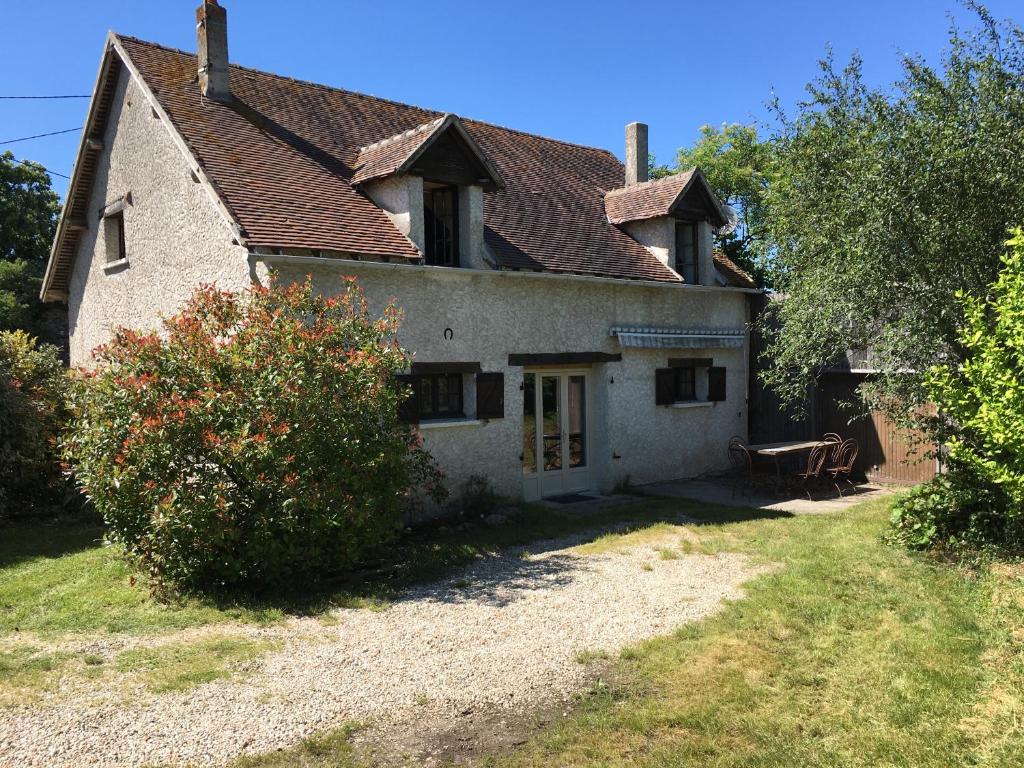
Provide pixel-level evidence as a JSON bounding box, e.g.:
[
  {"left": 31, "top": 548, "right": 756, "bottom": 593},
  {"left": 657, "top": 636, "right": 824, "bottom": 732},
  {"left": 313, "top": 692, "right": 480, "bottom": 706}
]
[
  {"left": 196, "top": 1, "right": 230, "bottom": 102},
  {"left": 625, "top": 122, "right": 648, "bottom": 186}
]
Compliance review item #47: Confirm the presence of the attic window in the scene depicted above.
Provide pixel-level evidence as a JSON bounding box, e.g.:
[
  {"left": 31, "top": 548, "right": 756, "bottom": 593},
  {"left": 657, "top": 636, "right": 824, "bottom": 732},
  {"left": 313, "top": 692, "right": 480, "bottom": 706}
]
[
  {"left": 675, "top": 222, "right": 698, "bottom": 284},
  {"left": 103, "top": 210, "right": 127, "bottom": 265},
  {"left": 424, "top": 184, "right": 459, "bottom": 267}
]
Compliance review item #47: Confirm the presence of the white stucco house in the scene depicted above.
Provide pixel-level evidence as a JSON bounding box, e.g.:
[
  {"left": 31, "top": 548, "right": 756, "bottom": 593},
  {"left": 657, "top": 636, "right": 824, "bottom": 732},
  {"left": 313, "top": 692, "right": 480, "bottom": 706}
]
[{"left": 42, "top": 1, "right": 760, "bottom": 502}]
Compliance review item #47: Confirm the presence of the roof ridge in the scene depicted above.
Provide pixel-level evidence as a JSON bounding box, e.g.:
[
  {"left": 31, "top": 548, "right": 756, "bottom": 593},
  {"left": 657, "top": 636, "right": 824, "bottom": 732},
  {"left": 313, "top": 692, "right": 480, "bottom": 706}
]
[
  {"left": 113, "top": 33, "right": 624, "bottom": 162},
  {"left": 605, "top": 168, "right": 697, "bottom": 196},
  {"left": 358, "top": 115, "right": 447, "bottom": 153}
]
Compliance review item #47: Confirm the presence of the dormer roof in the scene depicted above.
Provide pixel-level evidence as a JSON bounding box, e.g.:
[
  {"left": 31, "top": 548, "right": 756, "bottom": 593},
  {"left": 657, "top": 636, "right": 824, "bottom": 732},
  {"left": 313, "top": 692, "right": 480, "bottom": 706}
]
[
  {"left": 351, "top": 113, "right": 504, "bottom": 191},
  {"left": 604, "top": 169, "right": 728, "bottom": 226}
]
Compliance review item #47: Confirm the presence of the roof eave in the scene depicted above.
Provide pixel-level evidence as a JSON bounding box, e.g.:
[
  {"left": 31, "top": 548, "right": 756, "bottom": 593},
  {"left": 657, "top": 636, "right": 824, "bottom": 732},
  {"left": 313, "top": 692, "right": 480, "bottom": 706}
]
[
  {"left": 396, "top": 114, "right": 506, "bottom": 191},
  {"left": 40, "top": 32, "right": 118, "bottom": 303}
]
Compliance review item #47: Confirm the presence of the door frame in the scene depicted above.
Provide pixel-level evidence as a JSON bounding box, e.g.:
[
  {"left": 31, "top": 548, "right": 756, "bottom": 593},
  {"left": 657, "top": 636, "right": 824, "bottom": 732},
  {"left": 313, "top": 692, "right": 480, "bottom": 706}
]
[{"left": 521, "top": 368, "right": 594, "bottom": 501}]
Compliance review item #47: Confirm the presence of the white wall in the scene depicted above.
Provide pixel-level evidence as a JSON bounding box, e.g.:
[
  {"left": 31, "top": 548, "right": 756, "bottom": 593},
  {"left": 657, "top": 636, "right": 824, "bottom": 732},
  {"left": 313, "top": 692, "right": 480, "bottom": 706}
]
[
  {"left": 66, "top": 68, "right": 250, "bottom": 365},
  {"left": 271, "top": 260, "right": 750, "bottom": 501}
]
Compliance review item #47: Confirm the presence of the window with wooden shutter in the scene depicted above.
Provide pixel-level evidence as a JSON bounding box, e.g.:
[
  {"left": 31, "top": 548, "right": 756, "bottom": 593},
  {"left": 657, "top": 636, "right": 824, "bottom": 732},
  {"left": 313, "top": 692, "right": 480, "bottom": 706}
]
[
  {"left": 475, "top": 372, "right": 504, "bottom": 419},
  {"left": 708, "top": 366, "right": 727, "bottom": 401},
  {"left": 395, "top": 374, "right": 419, "bottom": 423},
  {"left": 655, "top": 368, "right": 675, "bottom": 405}
]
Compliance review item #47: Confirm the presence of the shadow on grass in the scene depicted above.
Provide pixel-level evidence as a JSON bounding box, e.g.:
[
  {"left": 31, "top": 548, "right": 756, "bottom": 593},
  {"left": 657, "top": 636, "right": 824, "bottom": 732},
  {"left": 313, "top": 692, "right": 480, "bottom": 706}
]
[
  {"left": 1, "top": 495, "right": 799, "bottom": 623},
  {"left": 0, "top": 524, "right": 106, "bottom": 569},
  {"left": 222, "top": 499, "right": 795, "bottom": 617}
]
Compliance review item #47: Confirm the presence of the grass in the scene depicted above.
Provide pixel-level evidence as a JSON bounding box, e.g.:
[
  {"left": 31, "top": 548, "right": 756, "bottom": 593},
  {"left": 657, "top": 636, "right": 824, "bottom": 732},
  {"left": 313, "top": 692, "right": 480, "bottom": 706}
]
[
  {"left": 0, "top": 525, "right": 283, "bottom": 636},
  {"left": 116, "top": 635, "right": 280, "bottom": 693},
  {"left": 231, "top": 495, "right": 1024, "bottom": 767},
  {"left": 230, "top": 725, "right": 363, "bottom": 768},
  {"left": 0, "top": 504, "right": 689, "bottom": 640}
]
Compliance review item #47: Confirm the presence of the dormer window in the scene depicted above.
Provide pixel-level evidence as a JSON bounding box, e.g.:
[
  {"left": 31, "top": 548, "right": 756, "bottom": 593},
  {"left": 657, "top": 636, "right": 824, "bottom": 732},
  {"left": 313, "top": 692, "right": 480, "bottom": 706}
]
[
  {"left": 675, "top": 222, "right": 699, "bottom": 284},
  {"left": 424, "top": 184, "right": 459, "bottom": 266}
]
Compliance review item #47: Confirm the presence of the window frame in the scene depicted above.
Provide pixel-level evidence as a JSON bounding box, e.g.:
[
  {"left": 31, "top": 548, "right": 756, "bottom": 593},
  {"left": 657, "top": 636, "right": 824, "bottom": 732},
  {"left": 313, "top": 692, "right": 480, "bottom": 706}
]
[
  {"left": 423, "top": 184, "right": 460, "bottom": 267},
  {"left": 413, "top": 371, "right": 464, "bottom": 420},
  {"left": 104, "top": 209, "right": 126, "bottom": 264},
  {"left": 675, "top": 221, "right": 699, "bottom": 285}
]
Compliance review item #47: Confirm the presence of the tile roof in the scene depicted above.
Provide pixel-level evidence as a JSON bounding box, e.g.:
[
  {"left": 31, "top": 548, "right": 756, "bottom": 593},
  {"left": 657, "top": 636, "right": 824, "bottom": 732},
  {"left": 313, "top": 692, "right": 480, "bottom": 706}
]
[
  {"left": 713, "top": 251, "right": 757, "bottom": 289},
  {"left": 350, "top": 113, "right": 504, "bottom": 190},
  {"left": 604, "top": 170, "right": 728, "bottom": 225},
  {"left": 44, "top": 35, "right": 758, "bottom": 295},
  {"left": 350, "top": 116, "right": 447, "bottom": 186}
]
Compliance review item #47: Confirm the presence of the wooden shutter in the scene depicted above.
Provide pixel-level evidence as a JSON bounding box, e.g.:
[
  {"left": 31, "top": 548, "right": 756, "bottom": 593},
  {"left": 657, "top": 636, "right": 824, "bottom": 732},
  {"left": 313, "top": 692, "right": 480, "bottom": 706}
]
[
  {"left": 708, "top": 366, "right": 727, "bottom": 401},
  {"left": 655, "top": 368, "right": 675, "bottom": 405},
  {"left": 394, "top": 374, "right": 419, "bottom": 423},
  {"left": 475, "top": 372, "right": 504, "bottom": 419}
]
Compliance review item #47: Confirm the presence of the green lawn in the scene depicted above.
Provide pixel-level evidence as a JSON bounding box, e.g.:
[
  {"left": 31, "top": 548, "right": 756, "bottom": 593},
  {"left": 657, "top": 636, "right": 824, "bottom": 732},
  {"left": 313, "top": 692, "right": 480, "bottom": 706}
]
[
  {"left": 228, "top": 496, "right": 1024, "bottom": 768},
  {"left": 0, "top": 503, "right": 694, "bottom": 640},
  {"left": 3, "top": 496, "right": 1023, "bottom": 767}
]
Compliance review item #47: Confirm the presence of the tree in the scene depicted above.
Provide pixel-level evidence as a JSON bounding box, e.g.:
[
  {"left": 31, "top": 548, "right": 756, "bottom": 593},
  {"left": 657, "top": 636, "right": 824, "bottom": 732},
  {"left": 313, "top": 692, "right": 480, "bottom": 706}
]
[
  {"left": 661, "top": 124, "right": 774, "bottom": 286},
  {"left": 891, "top": 230, "right": 1024, "bottom": 550},
  {"left": 0, "top": 330, "right": 71, "bottom": 519},
  {"left": 0, "top": 152, "right": 61, "bottom": 337},
  {"left": 65, "top": 276, "right": 447, "bottom": 592},
  {"left": 0, "top": 151, "right": 60, "bottom": 265},
  {"left": 760, "top": 6, "right": 1024, "bottom": 423}
]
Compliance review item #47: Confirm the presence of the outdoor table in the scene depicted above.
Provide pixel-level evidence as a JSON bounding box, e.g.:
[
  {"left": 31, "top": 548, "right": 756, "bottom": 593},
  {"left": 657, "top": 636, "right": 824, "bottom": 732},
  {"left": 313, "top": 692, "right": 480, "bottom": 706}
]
[{"left": 746, "top": 440, "right": 827, "bottom": 492}]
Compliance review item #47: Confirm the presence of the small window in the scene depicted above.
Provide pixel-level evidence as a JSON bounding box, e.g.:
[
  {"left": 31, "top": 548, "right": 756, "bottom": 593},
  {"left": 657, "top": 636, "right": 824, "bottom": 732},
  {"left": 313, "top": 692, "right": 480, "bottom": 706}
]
[
  {"left": 424, "top": 185, "right": 459, "bottom": 266},
  {"left": 414, "top": 372, "right": 464, "bottom": 419},
  {"left": 104, "top": 210, "right": 126, "bottom": 264},
  {"left": 675, "top": 222, "right": 698, "bottom": 284}
]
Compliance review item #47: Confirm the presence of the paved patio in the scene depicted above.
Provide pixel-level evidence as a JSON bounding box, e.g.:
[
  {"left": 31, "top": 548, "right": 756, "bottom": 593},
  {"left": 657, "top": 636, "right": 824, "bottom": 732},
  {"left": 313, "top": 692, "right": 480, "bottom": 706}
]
[{"left": 639, "top": 477, "right": 893, "bottom": 515}]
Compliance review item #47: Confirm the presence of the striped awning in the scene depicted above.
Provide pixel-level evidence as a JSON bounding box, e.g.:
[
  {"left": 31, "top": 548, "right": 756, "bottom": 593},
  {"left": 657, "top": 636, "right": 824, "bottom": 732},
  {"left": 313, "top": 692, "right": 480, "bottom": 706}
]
[{"left": 610, "top": 325, "right": 745, "bottom": 350}]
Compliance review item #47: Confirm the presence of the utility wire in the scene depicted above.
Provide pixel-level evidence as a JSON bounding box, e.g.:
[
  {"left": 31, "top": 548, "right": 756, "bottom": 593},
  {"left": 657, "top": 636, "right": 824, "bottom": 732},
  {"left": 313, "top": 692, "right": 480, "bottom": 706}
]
[
  {"left": 0, "top": 95, "right": 90, "bottom": 100},
  {"left": 0, "top": 127, "right": 82, "bottom": 145},
  {"left": 10, "top": 156, "right": 70, "bottom": 180}
]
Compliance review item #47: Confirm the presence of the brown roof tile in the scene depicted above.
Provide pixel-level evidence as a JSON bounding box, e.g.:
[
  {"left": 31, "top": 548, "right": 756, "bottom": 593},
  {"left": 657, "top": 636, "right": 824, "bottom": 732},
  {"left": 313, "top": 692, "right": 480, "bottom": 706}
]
[
  {"left": 47, "top": 36, "right": 757, "bottom": 294},
  {"left": 350, "top": 116, "right": 446, "bottom": 186},
  {"left": 713, "top": 250, "right": 758, "bottom": 289},
  {"left": 604, "top": 171, "right": 702, "bottom": 225},
  {"left": 117, "top": 36, "right": 682, "bottom": 282}
]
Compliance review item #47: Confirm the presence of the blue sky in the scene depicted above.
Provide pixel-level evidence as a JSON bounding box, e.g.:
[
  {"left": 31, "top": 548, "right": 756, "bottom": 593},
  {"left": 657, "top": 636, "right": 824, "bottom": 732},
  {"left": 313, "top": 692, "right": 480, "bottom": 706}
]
[{"left": 2, "top": 0, "right": 1021, "bottom": 196}]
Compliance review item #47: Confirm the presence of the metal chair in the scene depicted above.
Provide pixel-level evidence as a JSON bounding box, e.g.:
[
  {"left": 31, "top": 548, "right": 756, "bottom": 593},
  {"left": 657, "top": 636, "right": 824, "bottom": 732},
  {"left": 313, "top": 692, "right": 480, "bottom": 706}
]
[
  {"left": 727, "top": 441, "right": 755, "bottom": 498},
  {"left": 826, "top": 438, "right": 860, "bottom": 496},
  {"left": 822, "top": 432, "right": 843, "bottom": 464},
  {"left": 792, "top": 444, "right": 828, "bottom": 500}
]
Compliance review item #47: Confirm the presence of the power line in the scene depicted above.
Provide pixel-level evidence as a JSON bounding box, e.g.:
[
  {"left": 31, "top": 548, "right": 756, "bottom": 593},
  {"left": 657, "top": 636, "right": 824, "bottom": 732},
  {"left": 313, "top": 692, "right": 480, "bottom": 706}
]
[
  {"left": 10, "top": 157, "right": 70, "bottom": 180},
  {"left": 0, "top": 127, "right": 82, "bottom": 145},
  {"left": 0, "top": 95, "right": 90, "bottom": 100}
]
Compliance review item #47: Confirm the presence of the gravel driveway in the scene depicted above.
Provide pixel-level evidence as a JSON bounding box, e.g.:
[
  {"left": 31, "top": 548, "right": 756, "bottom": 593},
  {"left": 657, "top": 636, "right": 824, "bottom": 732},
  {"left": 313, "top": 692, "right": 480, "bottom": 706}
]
[{"left": 0, "top": 526, "right": 766, "bottom": 767}]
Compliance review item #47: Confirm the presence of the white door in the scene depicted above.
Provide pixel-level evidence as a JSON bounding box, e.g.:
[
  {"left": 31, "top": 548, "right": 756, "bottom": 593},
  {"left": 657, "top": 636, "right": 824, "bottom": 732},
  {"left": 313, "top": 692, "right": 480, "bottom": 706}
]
[{"left": 521, "top": 370, "right": 592, "bottom": 500}]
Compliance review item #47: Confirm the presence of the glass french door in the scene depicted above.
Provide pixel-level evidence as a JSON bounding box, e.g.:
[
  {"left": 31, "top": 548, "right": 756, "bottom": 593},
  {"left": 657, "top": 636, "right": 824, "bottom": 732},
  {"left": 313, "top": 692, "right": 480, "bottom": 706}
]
[{"left": 522, "top": 370, "right": 590, "bottom": 499}]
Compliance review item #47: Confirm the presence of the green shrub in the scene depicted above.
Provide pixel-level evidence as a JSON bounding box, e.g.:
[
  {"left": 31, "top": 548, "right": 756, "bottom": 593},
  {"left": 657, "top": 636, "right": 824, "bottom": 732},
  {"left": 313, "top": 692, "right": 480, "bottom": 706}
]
[
  {"left": 65, "top": 276, "right": 446, "bottom": 592},
  {"left": 888, "top": 466, "right": 1015, "bottom": 551},
  {"left": 0, "top": 330, "right": 70, "bottom": 518},
  {"left": 895, "top": 229, "right": 1024, "bottom": 552}
]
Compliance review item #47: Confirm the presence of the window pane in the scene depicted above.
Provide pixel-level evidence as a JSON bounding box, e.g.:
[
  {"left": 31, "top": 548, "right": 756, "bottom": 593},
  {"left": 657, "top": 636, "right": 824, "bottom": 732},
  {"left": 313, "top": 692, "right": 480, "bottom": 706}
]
[
  {"left": 418, "top": 377, "right": 434, "bottom": 416},
  {"left": 522, "top": 373, "right": 537, "bottom": 474},
  {"left": 424, "top": 187, "right": 459, "bottom": 266},
  {"left": 447, "top": 374, "right": 462, "bottom": 415},
  {"left": 541, "top": 375, "right": 561, "bottom": 471},
  {"left": 568, "top": 375, "right": 586, "bottom": 468},
  {"left": 675, "top": 222, "right": 697, "bottom": 284},
  {"left": 675, "top": 368, "right": 696, "bottom": 401}
]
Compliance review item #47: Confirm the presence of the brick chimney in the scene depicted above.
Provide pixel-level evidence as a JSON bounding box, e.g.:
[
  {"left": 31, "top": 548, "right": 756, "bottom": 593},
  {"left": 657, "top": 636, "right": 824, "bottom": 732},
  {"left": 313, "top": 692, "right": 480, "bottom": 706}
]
[
  {"left": 624, "top": 122, "right": 648, "bottom": 186},
  {"left": 196, "top": 1, "right": 230, "bottom": 102}
]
